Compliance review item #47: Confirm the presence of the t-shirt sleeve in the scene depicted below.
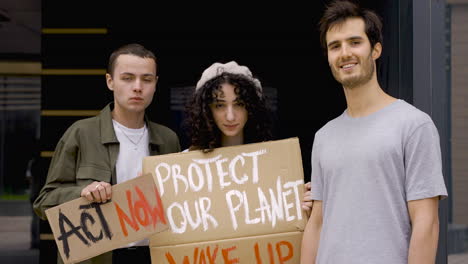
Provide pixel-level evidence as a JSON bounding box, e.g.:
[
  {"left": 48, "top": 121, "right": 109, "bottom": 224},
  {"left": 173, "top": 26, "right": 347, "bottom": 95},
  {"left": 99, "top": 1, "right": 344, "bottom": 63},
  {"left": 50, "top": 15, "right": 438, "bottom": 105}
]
[
  {"left": 405, "top": 121, "right": 448, "bottom": 201},
  {"left": 311, "top": 133, "right": 324, "bottom": 201}
]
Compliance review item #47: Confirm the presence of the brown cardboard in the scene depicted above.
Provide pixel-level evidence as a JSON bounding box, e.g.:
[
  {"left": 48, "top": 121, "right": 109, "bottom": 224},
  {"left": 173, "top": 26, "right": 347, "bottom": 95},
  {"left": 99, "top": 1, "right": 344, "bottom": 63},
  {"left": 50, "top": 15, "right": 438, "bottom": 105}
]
[
  {"left": 45, "top": 173, "right": 168, "bottom": 264},
  {"left": 151, "top": 231, "right": 303, "bottom": 264},
  {"left": 143, "top": 138, "right": 307, "bottom": 250}
]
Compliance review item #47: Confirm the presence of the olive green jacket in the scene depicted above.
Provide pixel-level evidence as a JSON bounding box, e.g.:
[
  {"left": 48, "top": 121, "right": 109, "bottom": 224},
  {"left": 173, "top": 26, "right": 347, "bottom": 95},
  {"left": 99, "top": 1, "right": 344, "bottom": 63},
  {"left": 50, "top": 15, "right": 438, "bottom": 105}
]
[{"left": 33, "top": 103, "right": 180, "bottom": 263}]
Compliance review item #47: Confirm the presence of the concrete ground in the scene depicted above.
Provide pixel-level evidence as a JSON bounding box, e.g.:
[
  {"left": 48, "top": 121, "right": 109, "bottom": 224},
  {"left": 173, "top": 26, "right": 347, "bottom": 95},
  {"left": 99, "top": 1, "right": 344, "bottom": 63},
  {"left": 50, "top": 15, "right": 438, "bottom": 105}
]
[
  {"left": 0, "top": 215, "right": 38, "bottom": 264},
  {"left": 0, "top": 200, "right": 38, "bottom": 264},
  {"left": 448, "top": 252, "right": 468, "bottom": 264}
]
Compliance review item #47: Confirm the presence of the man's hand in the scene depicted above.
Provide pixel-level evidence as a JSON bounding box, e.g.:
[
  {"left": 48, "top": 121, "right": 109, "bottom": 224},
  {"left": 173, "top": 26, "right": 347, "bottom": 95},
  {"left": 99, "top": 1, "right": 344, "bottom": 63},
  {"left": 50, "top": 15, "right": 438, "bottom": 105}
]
[
  {"left": 302, "top": 181, "right": 313, "bottom": 213},
  {"left": 81, "top": 181, "right": 112, "bottom": 203}
]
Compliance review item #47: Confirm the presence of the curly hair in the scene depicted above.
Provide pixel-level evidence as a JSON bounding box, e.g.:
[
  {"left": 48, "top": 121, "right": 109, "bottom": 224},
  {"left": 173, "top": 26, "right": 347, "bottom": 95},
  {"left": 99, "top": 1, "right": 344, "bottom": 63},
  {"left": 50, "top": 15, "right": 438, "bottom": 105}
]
[{"left": 185, "top": 72, "right": 273, "bottom": 152}]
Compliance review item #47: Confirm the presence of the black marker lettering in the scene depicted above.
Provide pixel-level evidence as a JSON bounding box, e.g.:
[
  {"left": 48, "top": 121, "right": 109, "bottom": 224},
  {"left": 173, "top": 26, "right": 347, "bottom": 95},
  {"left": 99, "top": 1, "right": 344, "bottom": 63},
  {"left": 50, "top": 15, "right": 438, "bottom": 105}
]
[{"left": 57, "top": 209, "right": 89, "bottom": 259}]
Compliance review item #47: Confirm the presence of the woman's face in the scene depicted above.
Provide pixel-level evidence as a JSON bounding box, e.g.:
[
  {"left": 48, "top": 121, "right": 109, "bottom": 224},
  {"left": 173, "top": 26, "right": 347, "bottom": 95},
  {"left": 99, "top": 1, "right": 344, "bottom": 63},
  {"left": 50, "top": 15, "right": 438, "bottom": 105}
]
[{"left": 210, "top": 83, "right": 248, "bottom": 142}]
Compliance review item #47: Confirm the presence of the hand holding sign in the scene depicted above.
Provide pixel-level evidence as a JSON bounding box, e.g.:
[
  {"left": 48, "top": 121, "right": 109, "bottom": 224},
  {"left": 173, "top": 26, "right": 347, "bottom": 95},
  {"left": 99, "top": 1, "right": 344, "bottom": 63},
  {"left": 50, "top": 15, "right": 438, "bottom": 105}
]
[
  {"left": 81, "top": 181, "right": 112, "bottom": 203},
  {"left": 301, "top": 182, "right": 313, "bottom": 213},
  {"left": 46, "top": 173, "right": 168, "bottom": 264}
]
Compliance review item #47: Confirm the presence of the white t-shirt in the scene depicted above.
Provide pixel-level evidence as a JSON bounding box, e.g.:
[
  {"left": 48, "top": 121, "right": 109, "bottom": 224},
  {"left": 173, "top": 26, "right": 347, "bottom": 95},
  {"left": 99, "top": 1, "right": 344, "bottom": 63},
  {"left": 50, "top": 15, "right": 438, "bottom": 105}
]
[{"left": 112, "top": 119, "right": 149, "bottom": 247}]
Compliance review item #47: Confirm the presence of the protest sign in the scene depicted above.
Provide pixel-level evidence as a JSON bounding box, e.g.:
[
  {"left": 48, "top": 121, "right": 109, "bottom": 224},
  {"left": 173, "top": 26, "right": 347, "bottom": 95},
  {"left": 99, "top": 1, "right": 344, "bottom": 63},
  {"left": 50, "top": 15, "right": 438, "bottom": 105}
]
[
  {"left": 45, "top": 173, "right": 168, "bottom": 264},
  {"left": 154, "top": 231, "right": 303, "bottom": 264},
  {"left": 143, "top": 138, "right": 307, "bottom": 263}
]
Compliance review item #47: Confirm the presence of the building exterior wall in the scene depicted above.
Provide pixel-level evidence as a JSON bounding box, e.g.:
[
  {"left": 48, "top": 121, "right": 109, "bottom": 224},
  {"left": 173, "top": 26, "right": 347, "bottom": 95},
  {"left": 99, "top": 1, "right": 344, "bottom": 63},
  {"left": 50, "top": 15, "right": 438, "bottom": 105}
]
[{"left": 450, "top": 2, "right": 468, "bottom": 225}]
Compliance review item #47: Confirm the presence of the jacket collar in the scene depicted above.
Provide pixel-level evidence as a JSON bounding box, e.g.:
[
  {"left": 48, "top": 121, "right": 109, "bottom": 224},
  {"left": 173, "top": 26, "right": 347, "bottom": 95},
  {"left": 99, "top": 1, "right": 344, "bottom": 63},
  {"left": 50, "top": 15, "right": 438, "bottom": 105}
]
[
  {"left": 99, "top": 103, "right": 165, "bottom": 146},
  {"left": 100, "top": 103, "right": 118, "bottom": 144}
]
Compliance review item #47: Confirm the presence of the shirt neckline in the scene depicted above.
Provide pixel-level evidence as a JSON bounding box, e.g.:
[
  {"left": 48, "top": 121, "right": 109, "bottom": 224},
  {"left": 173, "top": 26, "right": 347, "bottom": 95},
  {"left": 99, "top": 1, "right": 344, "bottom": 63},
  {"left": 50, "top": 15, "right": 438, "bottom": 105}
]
[{"left": 343, "top": 99, "right": 403, "bottom": 122}]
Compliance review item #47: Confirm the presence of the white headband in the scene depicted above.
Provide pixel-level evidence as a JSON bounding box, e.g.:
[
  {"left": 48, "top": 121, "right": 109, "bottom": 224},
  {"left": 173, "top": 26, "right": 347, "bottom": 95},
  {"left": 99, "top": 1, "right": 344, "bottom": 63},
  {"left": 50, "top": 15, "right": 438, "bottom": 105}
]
[{"left": 195, "top": 61, "right": 262, "bottom": 92}]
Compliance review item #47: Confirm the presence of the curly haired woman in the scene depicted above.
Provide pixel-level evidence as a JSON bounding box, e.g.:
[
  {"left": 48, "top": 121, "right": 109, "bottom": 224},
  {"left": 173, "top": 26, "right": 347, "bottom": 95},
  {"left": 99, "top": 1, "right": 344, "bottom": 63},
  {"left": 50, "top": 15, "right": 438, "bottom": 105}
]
[{"left": 184, "top": 61, "right": 313, "bottom": 212}]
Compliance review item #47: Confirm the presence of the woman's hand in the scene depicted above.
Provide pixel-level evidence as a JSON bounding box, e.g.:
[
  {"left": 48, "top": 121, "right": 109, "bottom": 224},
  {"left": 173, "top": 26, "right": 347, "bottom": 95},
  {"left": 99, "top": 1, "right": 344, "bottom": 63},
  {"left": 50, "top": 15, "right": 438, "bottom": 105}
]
[{"left": 302, "top": 181, "right": 313, "bottom": 214}]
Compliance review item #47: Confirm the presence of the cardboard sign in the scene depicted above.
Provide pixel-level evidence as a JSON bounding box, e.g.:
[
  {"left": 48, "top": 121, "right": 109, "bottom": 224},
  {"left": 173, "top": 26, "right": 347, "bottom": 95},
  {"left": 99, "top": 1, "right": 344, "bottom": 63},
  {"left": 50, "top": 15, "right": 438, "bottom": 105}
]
[
  {"left": 152, "top": 232, "right": 303, "bottom": 264},
  {"left": 143, "top": 138, "right": 307, "bottom": 263},
  {"left": 45, "top": 173, "right": 168, "bottom": 264}
]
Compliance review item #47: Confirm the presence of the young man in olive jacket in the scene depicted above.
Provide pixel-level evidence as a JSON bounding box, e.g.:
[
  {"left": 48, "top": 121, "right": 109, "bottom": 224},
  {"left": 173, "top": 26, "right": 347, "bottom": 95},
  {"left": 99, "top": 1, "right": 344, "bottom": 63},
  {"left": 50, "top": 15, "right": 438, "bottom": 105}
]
[{"left": 33, "top": 43, "right": 181, "bottom": 264}]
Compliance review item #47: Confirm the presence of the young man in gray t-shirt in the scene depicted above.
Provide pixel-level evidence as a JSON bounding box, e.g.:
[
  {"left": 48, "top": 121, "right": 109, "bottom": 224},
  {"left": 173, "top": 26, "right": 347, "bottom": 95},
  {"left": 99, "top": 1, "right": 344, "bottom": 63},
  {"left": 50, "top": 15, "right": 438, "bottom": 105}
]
[{"left": 300, "top": 1, "right": 448, "bottom": 264}]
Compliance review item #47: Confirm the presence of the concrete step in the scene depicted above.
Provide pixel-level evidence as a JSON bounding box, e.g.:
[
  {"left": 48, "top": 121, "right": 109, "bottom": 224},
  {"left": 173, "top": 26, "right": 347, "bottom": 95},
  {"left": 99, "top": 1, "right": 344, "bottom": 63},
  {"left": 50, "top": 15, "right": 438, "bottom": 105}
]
[
  {"left": 0, "top": 200, "right": 32, "bottom": 216},
  {"left": 449, "top": 252, "right": 468, "bottom": 264},
  {"left": 0, "top": 215, "right": 39, "bottom": 263},
  {"left": 0, "top": 249, "right": 39, "bottom": 264},
  {"left": 448, "top": 223, "right": 468, "bottom": 254}
]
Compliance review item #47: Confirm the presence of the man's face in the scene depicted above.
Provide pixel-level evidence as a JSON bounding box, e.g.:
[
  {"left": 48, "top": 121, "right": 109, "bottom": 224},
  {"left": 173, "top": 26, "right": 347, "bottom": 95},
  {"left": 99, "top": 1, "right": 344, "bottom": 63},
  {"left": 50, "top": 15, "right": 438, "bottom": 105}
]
[
  {"left": 326, "top": 17, "right": 381, "bottom": 89},
  {"left": 106, "top": 54, "right": 157, "bottom": 114}
]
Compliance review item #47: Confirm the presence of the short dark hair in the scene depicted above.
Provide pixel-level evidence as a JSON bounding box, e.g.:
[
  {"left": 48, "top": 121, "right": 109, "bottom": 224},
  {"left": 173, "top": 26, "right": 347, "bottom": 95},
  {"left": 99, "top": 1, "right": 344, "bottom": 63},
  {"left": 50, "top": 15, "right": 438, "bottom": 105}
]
[
  {"left": 185, "top": 72, "right": 273, "bottom": 152},
  {"left": 107, "top": 43, "right": 157, "bottom": 76},
  {"left": 319, "top": 0, "right": 383, "bottom": 52}
]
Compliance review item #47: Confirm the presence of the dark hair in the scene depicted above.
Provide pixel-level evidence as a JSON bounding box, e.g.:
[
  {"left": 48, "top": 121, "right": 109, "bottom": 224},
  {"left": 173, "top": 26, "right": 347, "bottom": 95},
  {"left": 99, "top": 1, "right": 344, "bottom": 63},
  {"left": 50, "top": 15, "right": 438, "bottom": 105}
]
[
  {"left": 107, "top": 43, "right": 157, "bottom": 76},
  {"left": 185, "top": 72, "right": 273, "bottom": 152},
  {"left": 319, "top": 0, "right": 383, "bottom": 52}
]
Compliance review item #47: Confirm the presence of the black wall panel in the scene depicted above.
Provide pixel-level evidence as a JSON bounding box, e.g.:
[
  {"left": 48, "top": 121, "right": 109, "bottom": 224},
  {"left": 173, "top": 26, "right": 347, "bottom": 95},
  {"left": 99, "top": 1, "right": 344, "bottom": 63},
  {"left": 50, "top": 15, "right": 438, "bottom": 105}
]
[{"left": 42, "top": 76, "right": 111, "bottom": 109}]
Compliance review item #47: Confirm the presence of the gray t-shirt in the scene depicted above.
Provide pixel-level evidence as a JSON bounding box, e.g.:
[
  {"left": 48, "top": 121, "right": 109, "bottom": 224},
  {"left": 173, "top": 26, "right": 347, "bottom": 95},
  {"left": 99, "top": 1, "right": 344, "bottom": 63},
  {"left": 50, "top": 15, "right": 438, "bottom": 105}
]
[{"left": 310, "top": 99, "right": 447, "bottom": 264}]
